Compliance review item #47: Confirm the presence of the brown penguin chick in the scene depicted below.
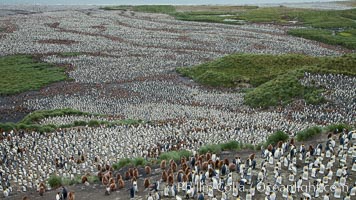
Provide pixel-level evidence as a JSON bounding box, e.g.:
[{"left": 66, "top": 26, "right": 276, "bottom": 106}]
[
  {"left": 97, "top": 171, "right": 103, "bottom": 181},
  {"left": 81, "top": 175, "right": 88, "bottom": 184},
  {"left": 125, "top": 171, "right": 131, "bottom": 180},
  {"left": 110, "top": 182, "right": 117, "bottom": 191},
  {"left": 144, "top": 178, "right": 150, "bottom": 188},
  {"left": 218, "top": 160, "right": 223, "bottom": 169},
  {"left": 184, "top": 167, "right": 190, "bottom": 175},
  {"left": 161, "top": 171, "right": 168, "bottom": 182},
  {"left": 68, "top": 192, "right": 75, "bottom": 200},
  {"left": 22, "top": 197, "right": 29, "bottom": 200},
  {"left": 39, "top": 182, "right": 46, "bottom": 196},
  {"left": 229, "top": 163, "right": 236, "bottom": 172},
  {"left": 249, "top": 153, "right": 255, "bottom": 160},
  {"left": 206, "top": 153, "right": 211, "bottom": 161},
  {"left": 145, "top": 166, "right": 151, "bottom": 175},
  {"left": 224, "top": 158, "right": 229, "bottom": 166},
  {"left": 202, "top": 162, "right": 208, "bottom": 171},
  {"left": 102, "top": 175, "right": 109, "bottom": 185},
  {"left": 129, "top": 168, "right": 134, "bottom": 177},
  {"left": 171, "top": 161, "right": 177, "bottom": 172},
  {"left": 167, "top": 168, "right": 173, "bottom": 176},
  {"left": 180, "top": 157, "right": 186, "bottom": 165},
  {"left": 181, "top": 163, "right": 188, "bottom": 172},
  {"left": 160, "top": 160, "right": 166, "bottom": 170},
  {"left": 118, "top": 179, "right": 125, "bottom": 189},
  {"left": 208, "top": 159, "right": 215, "bottom": 169},
  {"left": 215, "top": 160, "right": 220, "bottom": 169},
  {"left": 182, "top": 174, "right": 188, "bottom": 182},
  {"left": 277, "top": 141, "right": 283, "bottom": 148},
  {"left": 116, "top": 173, "right": 122, "bottom": 182},
  {"left": 133, "top": 168, "right": 139, "bottom": 179},
  {"left": 198, "top": 155, "right": 204, "bottom": 164},
  {"left": 168, "top": 174, "right": 174, "bottom": 186}
]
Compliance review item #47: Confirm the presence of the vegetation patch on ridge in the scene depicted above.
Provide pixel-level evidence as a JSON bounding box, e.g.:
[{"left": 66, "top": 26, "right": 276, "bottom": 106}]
[
  {"left": 177, "top": 53, "right": 356, "bottom": 108},
  {"left": 0, "top": 108, "right": 144, "bottom": 133},
  {"left": 102, "top": 5, "right": 356, "bottom": 49},
  {"left": 0, "top": 55, "right": 68, "bottom": 95}
]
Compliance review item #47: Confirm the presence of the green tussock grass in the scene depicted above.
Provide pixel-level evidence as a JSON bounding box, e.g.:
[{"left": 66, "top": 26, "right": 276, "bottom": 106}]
[
  {"left": 102, "top": 5, "right": 356, "bottom": 49},
  {"left": 178, "top": 53, "right": 356, "bottom": 108},
  {"left": 159, "top": 150, "right": 192, "bottom": 162},
  {"left": 265, "top": 131, "right": 289, "bottom": 147},
  {"left": 102, "top": 5, "right": 176, "bottom": 14},
  {"left": 112, "top": 157, "right": 148, "bottom": 170},
  {"left": 0, "top": 55, "right": 68, "bottom": 95},
  {"left": 177, "top": 54, "right": 323, "bottom": 87},
  {"left": 0, "top": 108, "right": 145, "bottom": 133},
  {"left": 296, "top": 123, "right": 352, "bottom": 141},
  {"left": 244, "top": 69, "right": 326, "bottom": 108},
  {"left": 288, "top": 28, "right": 356, "bottom": 49},
  {"left": 20, "top": 108, "right": 94, "bottom": 124}
]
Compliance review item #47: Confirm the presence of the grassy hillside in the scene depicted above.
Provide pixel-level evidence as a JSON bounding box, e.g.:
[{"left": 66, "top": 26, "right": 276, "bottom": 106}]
[
  {"left": 0, "top": 55, "right": 68, "bottom": 95},
  {"left": 177, "top": 53, "right": 356, "bottom": 108},
  {"left": 102, "top": 5, "right": 356, "bottom": 49}
]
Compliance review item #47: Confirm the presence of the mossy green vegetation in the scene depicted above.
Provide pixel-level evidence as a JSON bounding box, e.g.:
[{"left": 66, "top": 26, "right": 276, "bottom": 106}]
[
  {"left": 102, "top": 5, "right": 176, "bottom": 14},
  {"left": 265, "top": 131, "right": 289, "bottom": 146},
  {"left": 244, "top": 69, "right": 326, "bottom": 108},
  {"left": 288, "top": 28, "right": 356, "bottom": 49},
  {"left": 48, "top": 175, "right": 63, "bottom": 188},
  {"left": 50, "top": 174, "right": 99, "bottom": 186},
  {"left": 0, "top": 108, "right": 144, "bottom": 133},
  {"left": 159, "top": 150, "right": 192, "bottom": 162},
  {"left": 177, "top": 54, "right": 322, "bottom": 87},
  {"left": 102, "top": 5, "right": 356, "bottom": 49},
  {"left": 296, "top": 123, "right": 351, "bottom": 141},
  {"left": 20, "top": 108, "right": 94, "bottom": 124},
  {"left": 178, "top": 53, "right": 356, "bottom": 108},
  {"left": 0, "top": 55, "right": 68, "bottom": 95}
]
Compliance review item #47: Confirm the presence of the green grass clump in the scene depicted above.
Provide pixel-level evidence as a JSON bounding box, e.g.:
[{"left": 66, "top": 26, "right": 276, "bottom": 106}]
[
  {"left": 48, "top": 175, "right": 63, "bottom": 188},
  {"left": 244, "top": 69, "right": 326, "bottom": 108},
  {"left": 20, "top": 108, "right": 93, "bottom": 124},
  {"left": 324, "top": 123, "right": 351, "bottom": 133},
  {"left": 178, "top": 53, "right": 356, "bottom": 108},
  {"left": 220, "top": 141, "right": 240, "bottom": 151},
  {"left": 0, "top": 55, "right": 68, "bottom": 95},
  {"left": 177, "top": 54, "right": 321, "bottom": 88},
  {"left": 113, "top": 158, "right": 132, "bottom": 170},
  {"left": 198, "top": 144, "right": 222, "bottom": 154},
  {"left": 102, "top": 5, "right": 176, "bottom": 14},
  {"left": 132, "top": 157, "right": 147, "bottom": 167},
  {"left": 265, "top": 131, "right": 289, "bottom": 147},
  {"left": 159, "top": 150, "right": 192, "bottom": 162},
  {"left": 288, "top": 28, "right": 356, "bottom": 49},
  {"left": 296, "top": 126, "right": 323, "bottom": 141},
  {"left": 296, "top": 124, "right": 352, "bottom": 142},
  {"left": 0, "top": 108, "right": 146, "bottom": 133},
  {"left": 133, "top": 5, "right": 176, "bottom": 14}
]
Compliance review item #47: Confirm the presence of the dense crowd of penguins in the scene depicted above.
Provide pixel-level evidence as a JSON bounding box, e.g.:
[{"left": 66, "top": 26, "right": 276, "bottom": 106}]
[{"left": 2, "top": 127, "right": 355, "bottom": 199}]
